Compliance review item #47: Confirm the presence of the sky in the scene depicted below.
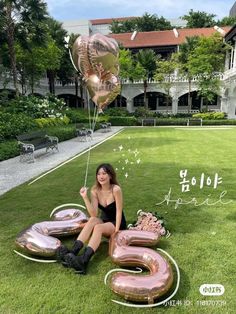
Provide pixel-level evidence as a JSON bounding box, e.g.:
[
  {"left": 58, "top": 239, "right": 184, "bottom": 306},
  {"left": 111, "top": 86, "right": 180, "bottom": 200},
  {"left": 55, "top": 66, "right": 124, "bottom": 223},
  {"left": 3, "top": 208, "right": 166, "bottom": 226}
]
[{"left": 45, "top": 0, "right": 235, "bottom": 22}]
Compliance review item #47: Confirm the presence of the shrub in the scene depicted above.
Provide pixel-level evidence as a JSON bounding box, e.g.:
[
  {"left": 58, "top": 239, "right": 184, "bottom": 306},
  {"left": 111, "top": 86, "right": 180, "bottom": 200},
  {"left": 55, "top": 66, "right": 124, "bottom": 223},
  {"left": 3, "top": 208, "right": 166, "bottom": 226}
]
[
  {"left": 156, "top": 118, "right": 187, "bottom": 126},
  {"left": 44, "top": 125, "right": 77, "bottom": 142},
  {"left": 193, "top": 112, "right": 226, "bottom": 120},
  {"left": 65, "top": 108, "right": 91, "bottom": 123},
  {"left": 0, "top": 140, "right": 20, "bottom": 161},
  {"left": 0, "top": 112, "right": 36, "bottom": 141},
  {"left": 4, "top": 94, "right": 67, "bottom": 119},
  {"left": 35, "top": 116, "right": 70, "bottom": 128},
  {"left": 133, "top": 107, "right": 154, "bottom": 118},
  {"left": 104, "top": 107, "right": 130, "bottom": 117},
  {"left": 202, "top": 119, "right": 236, "bottom": 125},
  {"left": 108, "top": 116, "right": 137, "bottom": 126}
]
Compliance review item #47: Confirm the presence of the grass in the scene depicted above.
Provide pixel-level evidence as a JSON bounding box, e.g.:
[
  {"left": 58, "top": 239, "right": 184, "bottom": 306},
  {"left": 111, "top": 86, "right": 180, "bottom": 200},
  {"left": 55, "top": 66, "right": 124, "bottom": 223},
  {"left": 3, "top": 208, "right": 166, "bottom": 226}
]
[{"left": 0, "top": 127, "right": 236, "bottom": 314}]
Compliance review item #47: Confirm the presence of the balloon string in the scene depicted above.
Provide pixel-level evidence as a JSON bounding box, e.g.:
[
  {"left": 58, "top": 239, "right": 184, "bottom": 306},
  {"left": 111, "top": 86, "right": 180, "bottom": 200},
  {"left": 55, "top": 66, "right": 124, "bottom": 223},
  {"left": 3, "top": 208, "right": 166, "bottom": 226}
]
[
  {"left": 68, "top": 48, "right": 79, "bottom": 72},
  {"left": 83, "top": 103, "right": 99, "bottom": 187},
  {"left": 65, "top": 44, "right": 97, "bottom": 189}
]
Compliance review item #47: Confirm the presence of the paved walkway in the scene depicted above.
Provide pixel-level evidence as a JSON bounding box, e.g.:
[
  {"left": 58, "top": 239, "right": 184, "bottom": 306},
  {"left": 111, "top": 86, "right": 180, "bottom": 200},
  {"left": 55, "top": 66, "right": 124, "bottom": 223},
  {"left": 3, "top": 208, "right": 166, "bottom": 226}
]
[{"left": 0, "top": 127, "right": 123, "bottom": 196}]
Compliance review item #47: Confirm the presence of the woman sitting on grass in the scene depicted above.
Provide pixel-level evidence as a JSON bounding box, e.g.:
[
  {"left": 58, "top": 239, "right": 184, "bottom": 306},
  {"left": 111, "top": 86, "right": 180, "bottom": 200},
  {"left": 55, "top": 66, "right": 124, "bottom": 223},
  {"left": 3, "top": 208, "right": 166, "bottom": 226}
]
[{"left": 56, "top": 163, "right": 127, "bottom": 274}]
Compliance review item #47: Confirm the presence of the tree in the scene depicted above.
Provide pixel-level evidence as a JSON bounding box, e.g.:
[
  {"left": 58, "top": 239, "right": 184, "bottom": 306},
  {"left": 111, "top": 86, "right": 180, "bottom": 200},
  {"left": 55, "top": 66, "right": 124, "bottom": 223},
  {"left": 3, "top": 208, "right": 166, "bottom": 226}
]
[
  {"left": 0, "top": 0, "right": 48, "bottom": 96},
  {"left": 136, "top": 13, "right": 171, "bottom": 32},
  {"left": 177, "top": 36, "right": 199, "bottom": 112},
  {"left": 217, "top": 16, "right": 236, "bottom": 26},
  {"left": 119, "top": 48, "right": 134, "bottom": 81},
  {"left": 16, "top": 37, "right": 62, "bottom": 94},
  {"left": 118, "top": 48, "right": 146, "bottom": 107},
  {"left": 188, "top": 33, "right": 229, "bottom": 110},
  {"left": 154, "top": 56, "right": 177, "bottom": 109},
  {"left": 110, "top": 13, "right": 171, "bottom": 33},
  {"left": 136, "top": 49, "right": 158, "bottom": 108},
  {"left": 182, "top": 10, "right": 216, "bottom": 28},
  {"left": 45, "top": 17, "right": 68, "bottom": 94}
]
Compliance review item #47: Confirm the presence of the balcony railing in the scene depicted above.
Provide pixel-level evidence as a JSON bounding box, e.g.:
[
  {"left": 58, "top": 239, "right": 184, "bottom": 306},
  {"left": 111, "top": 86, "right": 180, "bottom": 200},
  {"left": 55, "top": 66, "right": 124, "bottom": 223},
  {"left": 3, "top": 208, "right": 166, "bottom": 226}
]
[
  {"left": 121, "top": 73, "right": 224, "bottom": 84},
  {"left": 0, "top": 72, "right": 227, "bottom": 89}
]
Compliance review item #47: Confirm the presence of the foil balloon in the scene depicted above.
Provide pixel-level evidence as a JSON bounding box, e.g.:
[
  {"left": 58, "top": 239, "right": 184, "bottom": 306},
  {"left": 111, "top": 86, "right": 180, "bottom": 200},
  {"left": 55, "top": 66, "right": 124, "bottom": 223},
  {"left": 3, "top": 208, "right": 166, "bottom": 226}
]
[
  {"left": 15, "top": 205, "right": 88, "bottom": 257},
  {"left": 72, "top": 33, "right": 120, "bottom": 110},
  {"left": 108, "top": 230, "right": 173, "bottom": 304},
  {"left": 72, "top": 35, "right": 92, "bottom": 79},
  {"left": 86, "top": 74, "right": 121, "bottom": 110},
  {"left": 88, "top": 33, "right": 120, "bottom": 79}
]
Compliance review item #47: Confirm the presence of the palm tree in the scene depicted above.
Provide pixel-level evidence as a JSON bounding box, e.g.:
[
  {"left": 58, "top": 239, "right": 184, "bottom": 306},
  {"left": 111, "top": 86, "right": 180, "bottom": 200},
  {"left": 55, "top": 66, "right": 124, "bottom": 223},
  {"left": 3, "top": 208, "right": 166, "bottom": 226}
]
[
  {"left": 46, "top": 17, "right": 67, "bottom": 94},
  {"left": 136, "top": 49, "right": 157, "bottom": 108},
  {"left": 178, "top": 36, "right": 199, "bottom": 112},
  {"left": 0, "top": 0, "right": 48, "bottom": 96}
]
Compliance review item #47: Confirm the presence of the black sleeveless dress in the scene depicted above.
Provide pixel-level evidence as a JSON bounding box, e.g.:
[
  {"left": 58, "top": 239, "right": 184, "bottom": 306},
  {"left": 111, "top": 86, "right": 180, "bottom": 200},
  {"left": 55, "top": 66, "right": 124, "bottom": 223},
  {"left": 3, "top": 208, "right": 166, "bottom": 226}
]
[{"left": 98, "top": 201, "right": 127, "bottom": 230}]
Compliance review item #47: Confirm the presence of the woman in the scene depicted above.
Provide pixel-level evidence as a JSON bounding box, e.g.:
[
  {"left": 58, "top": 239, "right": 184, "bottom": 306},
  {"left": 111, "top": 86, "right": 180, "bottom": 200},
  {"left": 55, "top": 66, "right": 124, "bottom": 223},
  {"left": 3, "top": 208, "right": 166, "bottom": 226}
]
[{"left": 56, "top": 163, "right": 127, "bottom": 274}]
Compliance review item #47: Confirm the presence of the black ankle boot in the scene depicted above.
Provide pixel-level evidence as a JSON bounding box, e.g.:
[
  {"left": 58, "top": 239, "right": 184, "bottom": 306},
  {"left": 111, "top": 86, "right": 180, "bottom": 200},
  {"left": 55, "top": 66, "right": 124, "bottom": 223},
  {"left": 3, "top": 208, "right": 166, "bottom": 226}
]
[
  {"left": 71, "top": 240, "right": 84, "bottom": 255},
  {"left": 55, "top": 245, "right": 70, "bottom": 263},
  {"left": 64, "top": 246, "right": 94, "bottom": 274},
  {"left": 55, "top": 240, "right": 83, "bottom": 264}
]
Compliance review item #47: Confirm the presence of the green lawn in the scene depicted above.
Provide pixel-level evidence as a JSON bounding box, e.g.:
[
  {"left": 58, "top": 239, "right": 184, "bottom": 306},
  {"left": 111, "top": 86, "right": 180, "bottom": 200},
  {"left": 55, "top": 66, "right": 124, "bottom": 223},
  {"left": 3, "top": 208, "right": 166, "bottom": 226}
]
[{"left": 0, "top": 127, "right": 235, "bottom": 314}]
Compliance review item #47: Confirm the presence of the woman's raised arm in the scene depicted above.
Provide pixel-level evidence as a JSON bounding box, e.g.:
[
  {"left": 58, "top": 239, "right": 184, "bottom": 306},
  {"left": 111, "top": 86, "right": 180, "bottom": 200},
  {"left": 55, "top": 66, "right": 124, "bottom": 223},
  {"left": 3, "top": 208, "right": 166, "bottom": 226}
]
[{"left": 80, "top": 187, "right": 98, "bottom": 217}]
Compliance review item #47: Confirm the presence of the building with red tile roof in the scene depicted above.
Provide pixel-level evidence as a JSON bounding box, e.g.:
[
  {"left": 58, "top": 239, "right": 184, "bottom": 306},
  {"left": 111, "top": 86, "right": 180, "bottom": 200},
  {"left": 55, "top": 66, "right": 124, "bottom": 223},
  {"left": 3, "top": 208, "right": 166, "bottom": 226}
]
[{"left": 109, "top": 27, "right": 231, "bottom": 57}]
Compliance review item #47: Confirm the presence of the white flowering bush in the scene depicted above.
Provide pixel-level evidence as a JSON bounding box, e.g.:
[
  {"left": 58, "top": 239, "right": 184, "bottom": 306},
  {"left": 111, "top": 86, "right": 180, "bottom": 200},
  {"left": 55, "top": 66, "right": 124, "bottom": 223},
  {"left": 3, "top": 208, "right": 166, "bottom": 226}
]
[{"left": 6, "top": 94, "right": 67, "bottom": 119}]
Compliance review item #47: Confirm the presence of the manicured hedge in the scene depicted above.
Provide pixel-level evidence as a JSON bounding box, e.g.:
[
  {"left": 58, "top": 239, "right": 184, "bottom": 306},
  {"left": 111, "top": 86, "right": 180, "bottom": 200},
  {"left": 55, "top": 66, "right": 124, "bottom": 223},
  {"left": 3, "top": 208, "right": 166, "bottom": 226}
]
[
  {"left": 44, "top": 125, "right": 77, "bottom": 142},
  {"left": 202, "top": 119, "right": 236, "bottom": 125},
  {"left": 108, "top": 116, "right": 138, "bottom": 126},
  {"left": 106, "top": 116, "right": 236, "bottom": 126},
  {"left": 0, "top": 140, "right": 20, "bottom": 161},
  {"left": 35, "top": 116, "right": 70, "bottom": 128},
  {"left": 155, "top": 118, "right": 187, "bottom": 126}
]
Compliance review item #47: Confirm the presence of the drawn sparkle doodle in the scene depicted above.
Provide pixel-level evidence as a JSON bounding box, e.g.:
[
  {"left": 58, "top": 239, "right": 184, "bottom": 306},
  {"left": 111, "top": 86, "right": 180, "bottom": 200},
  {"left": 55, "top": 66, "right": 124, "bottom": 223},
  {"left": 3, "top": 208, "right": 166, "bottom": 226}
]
[{"left": 112, "top": 138, "right": 142, "bottom": 179}]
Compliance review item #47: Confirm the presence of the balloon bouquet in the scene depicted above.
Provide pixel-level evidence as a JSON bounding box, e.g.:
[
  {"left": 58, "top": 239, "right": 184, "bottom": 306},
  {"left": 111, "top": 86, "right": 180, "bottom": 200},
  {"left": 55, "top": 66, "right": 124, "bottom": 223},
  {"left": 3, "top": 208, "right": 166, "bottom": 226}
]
[
  {"left": 72, "top": 33, "right": 121, "bottom": 114},
  {"left": 14, "top": 34, "right": 179, "bottom": 307}
]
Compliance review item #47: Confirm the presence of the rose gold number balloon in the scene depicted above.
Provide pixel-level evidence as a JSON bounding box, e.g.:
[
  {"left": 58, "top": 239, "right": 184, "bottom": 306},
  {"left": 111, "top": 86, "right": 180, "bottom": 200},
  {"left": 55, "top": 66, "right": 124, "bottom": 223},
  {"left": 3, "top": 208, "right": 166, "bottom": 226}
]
[
  {"left": 109, "top": 230, "right": 173, "bottom": 304},
  {"left": 15, "top": 205, "right": 88, "bottom": 257}
]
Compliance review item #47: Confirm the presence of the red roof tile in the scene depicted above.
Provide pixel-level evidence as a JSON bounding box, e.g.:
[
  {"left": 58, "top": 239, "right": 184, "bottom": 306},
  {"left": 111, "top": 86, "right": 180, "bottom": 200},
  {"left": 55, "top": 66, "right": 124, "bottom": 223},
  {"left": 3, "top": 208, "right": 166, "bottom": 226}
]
[
  {"left": 90, "top": 17, "right": 137, "bottom": 25},
  {"left": 109, "top": 27, "right": 231, "bottom": 48}
]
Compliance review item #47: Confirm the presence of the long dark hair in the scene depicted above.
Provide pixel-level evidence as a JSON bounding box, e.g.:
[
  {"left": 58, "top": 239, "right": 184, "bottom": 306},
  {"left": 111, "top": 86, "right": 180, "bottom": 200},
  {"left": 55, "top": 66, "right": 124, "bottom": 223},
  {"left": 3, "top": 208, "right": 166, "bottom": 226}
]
[{"left": 95, "top": 163, "right": 119, "bottom": 189}]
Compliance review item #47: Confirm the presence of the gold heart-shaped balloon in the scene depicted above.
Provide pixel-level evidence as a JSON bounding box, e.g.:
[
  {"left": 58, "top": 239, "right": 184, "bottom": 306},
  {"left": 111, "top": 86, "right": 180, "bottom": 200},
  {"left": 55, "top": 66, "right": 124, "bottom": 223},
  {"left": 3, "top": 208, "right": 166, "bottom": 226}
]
[{"left": 86, "top": 74, "right": 121, "bottom": 110}]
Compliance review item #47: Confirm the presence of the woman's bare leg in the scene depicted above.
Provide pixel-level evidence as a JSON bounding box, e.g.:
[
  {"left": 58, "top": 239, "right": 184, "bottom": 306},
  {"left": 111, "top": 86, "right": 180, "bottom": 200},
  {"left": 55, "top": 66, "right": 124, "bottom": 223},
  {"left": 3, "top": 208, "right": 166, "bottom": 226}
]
[
  {"left": 77, "top": 217, "right": 102, "bottom": 243},
  {"left": 88, "top": 222, "right": 115, "bottom": 251}
]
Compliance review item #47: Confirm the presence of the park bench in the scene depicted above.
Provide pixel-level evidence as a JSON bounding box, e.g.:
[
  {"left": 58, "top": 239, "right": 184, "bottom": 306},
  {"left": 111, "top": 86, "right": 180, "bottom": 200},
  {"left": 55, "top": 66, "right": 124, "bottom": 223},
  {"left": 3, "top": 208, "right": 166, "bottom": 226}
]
[
  {"left": 187, "top": 118, "right": 202, "bottom": 126},
  {"left": 100, "top": 122, "right": 111, "bottom": 132},
  {"left": 141, "top": 118, "right": 156, "bottom": 126},
  {"left": 75, "top": 124, "right": 93, "bottom": 141},
  {"left": 17, "top": 131, "right": 59, "bottom": 162}
]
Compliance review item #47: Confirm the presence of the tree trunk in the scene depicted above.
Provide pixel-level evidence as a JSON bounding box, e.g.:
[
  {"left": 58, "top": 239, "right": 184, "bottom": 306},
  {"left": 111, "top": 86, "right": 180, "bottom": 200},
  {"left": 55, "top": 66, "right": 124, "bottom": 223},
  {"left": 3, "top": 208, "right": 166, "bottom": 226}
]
[
  {"left": 6, "top": 3, "right": 19, "bottom": 97},
  {"left": 47, "top": 70, "right": 55, "bottom": 94},
  {"left": 78, "top": 74, "right": 84, "bottom": 108},
  {"left": 30, "top": 70, "right": 35, "bottom": 94},
  {"left": 188, "top": 78, "right": 192, "bottom": 113},
  {"left": 144, "top": 79, "right": 148, "bottom": 108},
  {"left": 119, "top": 82, "right": 123, "bottom": 107}
]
